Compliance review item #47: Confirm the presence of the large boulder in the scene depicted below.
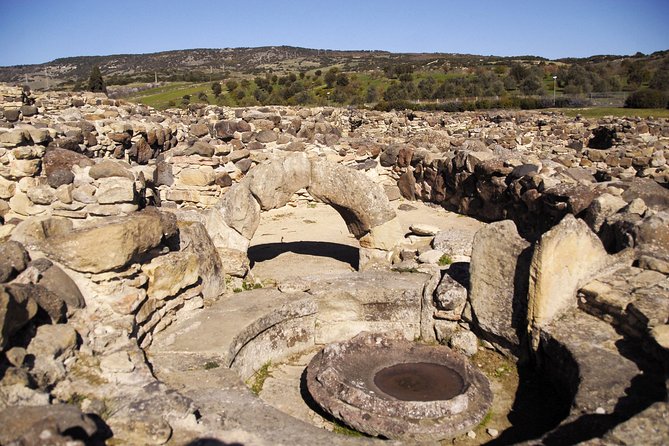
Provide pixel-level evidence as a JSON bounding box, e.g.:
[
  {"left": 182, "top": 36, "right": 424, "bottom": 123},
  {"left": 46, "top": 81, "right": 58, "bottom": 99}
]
[
  {"left": 214, "top": 182, "right": 260, "bottom": 240},
  {"left": 31, "top": 258, "right": 85, "bottom": 312},
  {"left": 308, "top": 159, "right": 396, "bottom": 238},
  {"left": 40, "top": 210, "right": 177, "bottom": 273},
  {"left": 469, "top": 220, "right": 532, "bottom": 355},
  {"left": 527, "top": 214, "right": 611, "bottom": 341},
  {"left": 244, "top": 153, "right": 311, "bottom": 210},
  {"left": 141, "top": 251, "right": 199, "bottom": 300},
  {"left": 177, "top": 220, "right": 225, "bottom": 301}
]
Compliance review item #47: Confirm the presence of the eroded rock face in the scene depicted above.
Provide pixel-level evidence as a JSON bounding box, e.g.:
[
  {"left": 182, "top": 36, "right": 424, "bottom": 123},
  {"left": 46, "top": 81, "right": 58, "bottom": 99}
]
[
  {"left": 469, "top": 220, "right": 532, "bottom": 355},
  {"left": 40, "top": 209, "right": 177, "bottom": 273},
  {"left": 309, "top": 158, "right": 396, "bottom": 237},
  {"left": 244, "top": 152, "right": 311, "bottom": 210},
  {"left": 527, "top": 214, "right": 613, "bottom": 339}
]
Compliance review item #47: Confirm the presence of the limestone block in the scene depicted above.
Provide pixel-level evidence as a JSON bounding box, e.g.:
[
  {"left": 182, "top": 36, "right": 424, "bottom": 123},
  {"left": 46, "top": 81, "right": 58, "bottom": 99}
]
[
  {"left": 89, "top": 160, "right": 134, "bottom": 180},
  {"left": 26, "top": 184, "right": 56, "bottom": 205},
  {"left": 244, "top": 152, "right": 311, "bottom": 210},
  {"left": 215, "top": 182, "right": 260, "bottom": 239},
  {"left": 205, "top": 207, "right": 252, "bottom": 252},
  {"left": 528, "top": 214, "right": 610, "bottom": 333},
  {"left": 177, "top": 220, "right": 224, "bottom": 301},
  {"left": 359, "top": 217, "right": 403, "bottom": 251},
  {"left": 95, "top": 177, "right": 136, "bottom": 204},
  {"left": 309, "top": 158, "right": 396, "bottom": 238},
  {"left": 142, "top": 251, "right": 199, "bottom": 300},
  {"left": 410, "top": 223, "right": 441, "bottom": 236},
  {"left": 216, "top": 247, "right": 250, "bottom": 278},
  {"left": 178, "top": 166, "right": 215, "bottom": 187},
  {"left": 9, "top": 192, "right": 46, "bottom": 216},
  {"left": 0, "top": 176, "right": 15, "bottom": 199},
  {"left": 469, "top": 220, "right": 532, "bottom": 354},
  {"left": 40, "top": 210, "right": 177, "bottom": 273}
]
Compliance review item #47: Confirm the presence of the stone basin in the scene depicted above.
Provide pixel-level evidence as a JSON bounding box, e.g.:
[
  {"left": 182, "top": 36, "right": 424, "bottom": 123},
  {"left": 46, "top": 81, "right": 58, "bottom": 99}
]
[{"left": 306, "top": 332, "right": 493, "bottom": 441}]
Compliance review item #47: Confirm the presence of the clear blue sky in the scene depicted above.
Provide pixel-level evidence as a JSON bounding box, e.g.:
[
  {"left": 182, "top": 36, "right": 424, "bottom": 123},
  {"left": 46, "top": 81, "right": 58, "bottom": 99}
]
[{"left": 1, "top": 0, "right": 667, "bottom": 66}]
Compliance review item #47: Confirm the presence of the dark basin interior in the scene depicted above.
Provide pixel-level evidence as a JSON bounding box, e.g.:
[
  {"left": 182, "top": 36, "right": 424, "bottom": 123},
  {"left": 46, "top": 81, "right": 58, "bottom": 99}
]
[{"left": 373, "top": 362, "right": 465, "bottom": 401}]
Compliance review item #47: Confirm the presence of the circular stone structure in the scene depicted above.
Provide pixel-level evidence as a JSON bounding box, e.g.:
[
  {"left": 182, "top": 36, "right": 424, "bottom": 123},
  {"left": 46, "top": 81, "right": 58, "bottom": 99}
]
[{"left": 306, "top": 332, "right": 493, "bottom": 441}]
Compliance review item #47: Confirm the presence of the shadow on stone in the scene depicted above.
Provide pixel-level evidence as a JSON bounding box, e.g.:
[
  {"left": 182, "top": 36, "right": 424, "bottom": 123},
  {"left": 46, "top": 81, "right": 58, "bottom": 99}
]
[
  {"left": 537, "top": 337, "right": 667, "bottom": 445},
  {"left": 185, "top": 439, "right": 241, "bottom": 446},
  {"left": 485, "top": 363, "right": 571, "bottom": 445},
  {"left": 248, "top": 241, "right": 359, "bottom": 270}
]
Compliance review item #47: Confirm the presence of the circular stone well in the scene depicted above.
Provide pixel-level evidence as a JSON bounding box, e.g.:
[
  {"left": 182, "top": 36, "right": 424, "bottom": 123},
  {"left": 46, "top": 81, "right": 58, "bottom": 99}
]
[{"left": 306, "top": 332, "right": 493, "bottom": 441}]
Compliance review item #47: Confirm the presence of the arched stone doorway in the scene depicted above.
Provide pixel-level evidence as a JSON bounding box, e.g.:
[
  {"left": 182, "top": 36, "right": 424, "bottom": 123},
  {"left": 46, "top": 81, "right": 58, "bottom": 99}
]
[{"left": 205, "top": 153, "right": 403, "bottom": 275}]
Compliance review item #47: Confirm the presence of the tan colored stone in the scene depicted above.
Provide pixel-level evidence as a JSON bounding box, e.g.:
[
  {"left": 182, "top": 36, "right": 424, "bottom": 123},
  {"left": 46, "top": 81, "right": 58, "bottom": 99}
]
[
  {"left": 142, "top": 251, "right": 199, "bottom": 300},
  {"left": 178, "top": 167, "right": 215, "bottom": 187},
  {"left": 528, "top": 214, "right": 610, "bottom": 334},
  {"left": 359, "top": 217, "right": 403, "bottom": 250},
  {"left": 41, "top": 210, "right": 177, "bottom": 273},
  {"left": 95, "top": 177, "right": 135, "bottom": 204}
]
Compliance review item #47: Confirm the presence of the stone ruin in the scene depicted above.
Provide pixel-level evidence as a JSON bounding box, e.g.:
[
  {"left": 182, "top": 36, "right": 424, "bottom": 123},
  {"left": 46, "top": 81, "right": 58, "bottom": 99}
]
[{"left": 0, "top": 83, "right": 667, "bottom": 444}]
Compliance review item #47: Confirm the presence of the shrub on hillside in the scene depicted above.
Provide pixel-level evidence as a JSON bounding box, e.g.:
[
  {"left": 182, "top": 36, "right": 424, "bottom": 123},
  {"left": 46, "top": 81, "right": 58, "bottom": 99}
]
[{"left": 624, "top": 89, "right": 669, "bottom": 108}]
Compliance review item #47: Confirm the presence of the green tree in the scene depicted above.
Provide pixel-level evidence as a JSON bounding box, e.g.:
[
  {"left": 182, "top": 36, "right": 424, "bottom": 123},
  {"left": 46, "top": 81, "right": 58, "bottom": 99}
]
[
  {"left": 211, "top": 82, "right": 222, "bottom": 97},
  {"left": 88, "top": 65, "right": 107, "bottom": 93},
  {"left": 324, "top": 68, "right": 338, "bottom": 88}
]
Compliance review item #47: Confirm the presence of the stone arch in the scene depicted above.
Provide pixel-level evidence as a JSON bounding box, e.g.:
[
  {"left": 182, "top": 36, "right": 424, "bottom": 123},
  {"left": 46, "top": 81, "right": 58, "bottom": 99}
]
[{"left": 206, "top": 153, "right": 403, "bottom": 273}]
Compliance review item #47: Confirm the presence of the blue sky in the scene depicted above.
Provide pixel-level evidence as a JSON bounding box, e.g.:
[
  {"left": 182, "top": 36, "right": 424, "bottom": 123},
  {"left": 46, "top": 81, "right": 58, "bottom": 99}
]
[{"left": 0, "top": 0, "right": 667, "bottom": 66}]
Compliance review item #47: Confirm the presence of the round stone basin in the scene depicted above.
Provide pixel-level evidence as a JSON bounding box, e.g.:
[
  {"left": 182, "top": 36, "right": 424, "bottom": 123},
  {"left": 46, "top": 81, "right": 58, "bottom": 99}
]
[
  {"left": 374, "top": 362, "right": 465, "bottom": 401},
  {"left": 306, "top": 332, "right": 493, "bottom": 441}
]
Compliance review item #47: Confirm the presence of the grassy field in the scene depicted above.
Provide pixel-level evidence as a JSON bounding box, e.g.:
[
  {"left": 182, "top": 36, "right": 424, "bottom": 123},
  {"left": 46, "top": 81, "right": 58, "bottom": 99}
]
[
  {"left": 128, "top": 82, "right": 214, "bottom": 109},
  {"left": 558, "top": 107, "right": 669, "bottom": 118}
]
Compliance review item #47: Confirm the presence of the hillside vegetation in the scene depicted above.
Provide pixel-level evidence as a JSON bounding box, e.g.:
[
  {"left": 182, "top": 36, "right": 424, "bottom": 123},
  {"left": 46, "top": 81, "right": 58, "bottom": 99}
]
[{"left": 1, "top": 46, "right": 667, "bottom": 111}]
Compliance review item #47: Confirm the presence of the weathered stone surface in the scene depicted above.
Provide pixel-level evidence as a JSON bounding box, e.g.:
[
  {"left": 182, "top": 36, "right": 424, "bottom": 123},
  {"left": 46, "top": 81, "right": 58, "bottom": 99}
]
[
  {"left": 0, "top": 285, "right": 37, "bottom": 349},
  {"left": 449, "top": 329, "right": 478, "bottom": 356},
  {"left": 95, "top": 177, "right": 136, "bottom": 204},
  {"left": 177, "top": 220, "right": 224, "bottom": 301},
  {"left": 214, "top": 119, "right": 240, "bottom": 139},
  {"left": 309, "top": 159, "right": 396, "bottom": 238},
  {"left": 469, "top": 220, "right": 531, "bottom": 353},
  {"left": 585, "top": 192, "right": 628, "bottom": 233},
  {"left": 33, "top": 259, "right": 85, "bottom": 312},
  {"left": 215, "top": 182, "right": 260, "bottom": 240},
  {"left": 41, "top": 210, "right": 177, "bottom": 273},
  {"left": 26, "top": 184, "right": 55, "bottom": 205},
  {"left": 184, "top": 140, "right": 215, "bottom": 157},
  {"left": 528, "top": 214, "right": 611, "bottom": 334},
  {"left": 42, "top": 148, "right": 93, "bottom": 188},
  {"left": 179, "top": 167, "right": 215, "bottom": 187},
  {"left": 142, "top": 251, "right": 199, "bottom": 300},
  {"left": 89, "top": 159, "right": 134, "bottom": 180},
  {"left": 0, "top": 240, "right": 29, "bottom": 282},
  {"left": 0, "top": 176, "right": 16, "bottom": 199},
  {"left": 245, "top": 153, "right": 311, "bottom": 210},
  {"left": 0, "top": 404, "right": 99, "bottom": 445}
]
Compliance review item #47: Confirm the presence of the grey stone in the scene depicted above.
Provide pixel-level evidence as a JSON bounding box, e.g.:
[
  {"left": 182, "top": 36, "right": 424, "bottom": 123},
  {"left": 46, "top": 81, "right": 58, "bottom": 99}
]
[
  {"left": 469, "top": 220, "right": 531, "bottom": 354},
  {"left": 245, "top": 153, "right": 311, "bottom": 210},
  {"left": 215, "top": 182, "right": 261, "bottom": 240},
  {"left": 308, "top": 159, "right": 396, "bottom": 238}
]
